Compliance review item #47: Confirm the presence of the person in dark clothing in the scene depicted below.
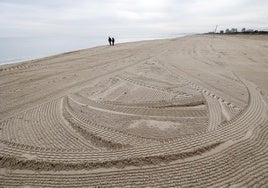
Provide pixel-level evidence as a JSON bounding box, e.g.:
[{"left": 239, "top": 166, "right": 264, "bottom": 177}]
[
  {"left": 111, "top": 37, "right": 115, "bottom": 46},
  {"left": 108, "top": 37, "right": 112, "bottom": 46}
]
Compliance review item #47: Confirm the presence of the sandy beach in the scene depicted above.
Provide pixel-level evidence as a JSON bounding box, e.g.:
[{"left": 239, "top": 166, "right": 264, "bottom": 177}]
[{"left": 1, "top": 34, "right": 268, "bottom": 187}]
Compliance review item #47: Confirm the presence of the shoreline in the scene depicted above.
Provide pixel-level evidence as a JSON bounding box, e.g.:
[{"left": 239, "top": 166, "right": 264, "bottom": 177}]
[
  {"left": 0, "top": 34, "right": 189, "bottom": 67},
  {"left": 1, "top": 33, "right": 266, "bottom": 71},
  {"left": 3, "top": 32, "right": 267, "bottom": 68},
  {"left": 0, "top": 45, "right": 103, "bottom": 68}
]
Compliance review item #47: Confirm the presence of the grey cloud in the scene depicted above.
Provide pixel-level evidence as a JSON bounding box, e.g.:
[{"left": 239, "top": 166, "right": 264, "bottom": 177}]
[{"left": 0, "top": 0, "right": 267, "bottom": 38}]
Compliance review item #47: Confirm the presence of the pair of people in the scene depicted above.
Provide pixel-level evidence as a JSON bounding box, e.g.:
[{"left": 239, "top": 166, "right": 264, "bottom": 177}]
[{"left": 108, "top": 37, "right": 115, "bottom": 46}]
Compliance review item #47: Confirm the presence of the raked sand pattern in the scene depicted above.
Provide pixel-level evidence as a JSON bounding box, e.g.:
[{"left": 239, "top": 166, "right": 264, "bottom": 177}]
[{"left": 0, "top": 34, "right": 268, "bottom": 187}]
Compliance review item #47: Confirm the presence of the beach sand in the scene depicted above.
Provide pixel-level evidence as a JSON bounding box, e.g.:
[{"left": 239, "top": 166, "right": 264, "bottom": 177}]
[{"left": 0, "top": 34, "right": 268, "bottom": 187}]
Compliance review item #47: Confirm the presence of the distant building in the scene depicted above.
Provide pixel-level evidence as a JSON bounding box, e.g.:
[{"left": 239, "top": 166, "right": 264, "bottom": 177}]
[
  {"left": 246, "top": 29, "right": 254, "bottom": 33},
  {"left": 231, "top": 28, "right": 238, "bottom": 33},
  {"left": 214, "top": 28, "right": 267, "bottom": 35}
]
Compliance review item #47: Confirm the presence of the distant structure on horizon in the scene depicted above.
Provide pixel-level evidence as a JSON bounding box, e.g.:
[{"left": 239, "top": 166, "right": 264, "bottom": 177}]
[{"left": 206, "top": 27, "right": 268, "bottom": 35}]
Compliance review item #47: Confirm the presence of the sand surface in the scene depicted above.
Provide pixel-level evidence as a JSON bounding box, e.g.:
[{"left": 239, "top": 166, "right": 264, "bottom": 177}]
[{"left": 0, "top": 34, "right": 268, "bottom": 187}]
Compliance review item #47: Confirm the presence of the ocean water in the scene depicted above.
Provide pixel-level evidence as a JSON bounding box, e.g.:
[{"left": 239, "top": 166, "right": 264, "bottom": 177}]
[{"left": 0, "top": 34, "right": 188, "bottom": 65}]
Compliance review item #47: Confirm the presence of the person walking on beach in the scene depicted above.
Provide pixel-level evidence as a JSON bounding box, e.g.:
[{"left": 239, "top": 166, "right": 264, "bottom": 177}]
[
  {"left": 111, "top": 37, "right": 115, "bottom": 46},
  {"left": 108, "top": 37, "right": 112, "bottom": 46}
]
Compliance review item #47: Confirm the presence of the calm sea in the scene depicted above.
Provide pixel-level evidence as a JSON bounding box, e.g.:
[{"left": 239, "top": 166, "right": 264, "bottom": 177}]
[{"left": 0, "top": 34, "right": 188, "bottom": 65}]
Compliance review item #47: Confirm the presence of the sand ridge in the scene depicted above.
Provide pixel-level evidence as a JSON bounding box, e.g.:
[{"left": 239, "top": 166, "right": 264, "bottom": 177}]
[{"left": 0, "top": 34, "right": 268, "bottom": 187}]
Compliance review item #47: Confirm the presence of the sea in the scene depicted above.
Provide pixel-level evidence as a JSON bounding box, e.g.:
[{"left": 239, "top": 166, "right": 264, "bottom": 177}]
[{"left": 0, "top": 34, "right": 189, "bottom": 65}]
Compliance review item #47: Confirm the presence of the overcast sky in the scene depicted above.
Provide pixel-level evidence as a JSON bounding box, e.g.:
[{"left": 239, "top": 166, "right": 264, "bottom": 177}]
[{"left": 0, "top": 0, "right": 268, "bottom": 38}]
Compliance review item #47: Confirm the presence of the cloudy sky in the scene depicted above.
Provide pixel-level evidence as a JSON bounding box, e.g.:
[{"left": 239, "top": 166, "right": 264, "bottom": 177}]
[{"left": 0, "top": 0, "right": 268, "bottom": 38}]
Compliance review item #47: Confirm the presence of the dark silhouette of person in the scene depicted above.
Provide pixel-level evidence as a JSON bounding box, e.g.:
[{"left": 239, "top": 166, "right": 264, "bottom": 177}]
[
  {"left": 111, "top": 37, "right": 115, "bottom": 46},
  {"left": 108, "top": 37, "right": 112, "bottom": 46}
]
